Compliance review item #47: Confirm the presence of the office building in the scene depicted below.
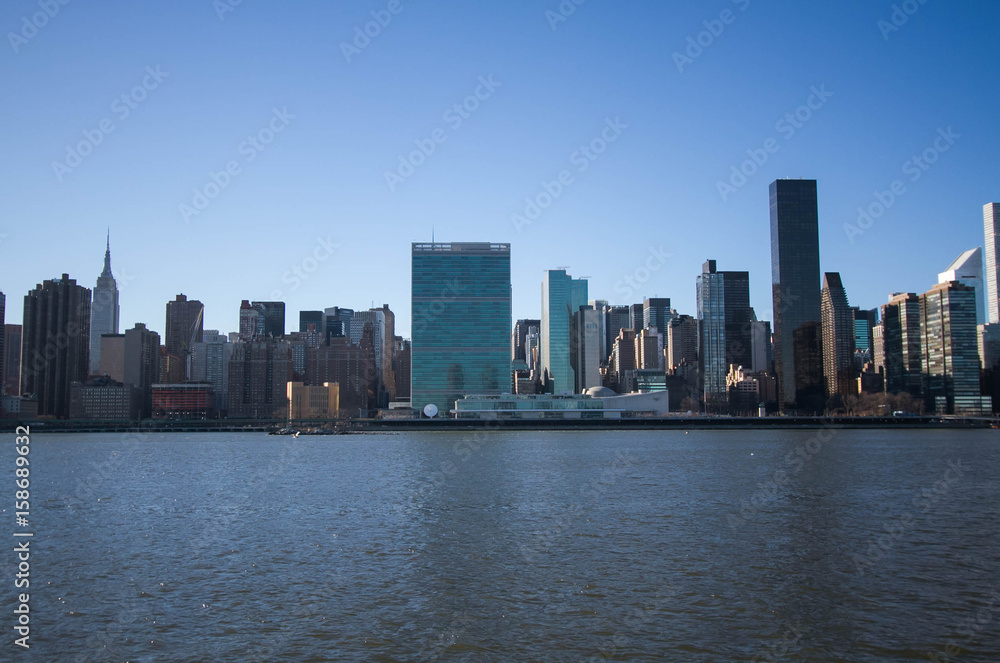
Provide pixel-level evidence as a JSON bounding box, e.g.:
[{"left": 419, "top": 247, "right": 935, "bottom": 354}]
[
  {"left": 920, "top": 281, "right": 989, "bottom": 415},
  {"left": 240, "top": 300, "right": 264, "bottom": 340},
  {"left": 666, "top": 315, "right": 698, "bottom": 372},
  {"left": 411, "top": 242, "right": 511, "bottom": 413},
  {"left": 69, "top": 376, "right": 141, "bottom": 421},
  {"left": 0, "top": 292, "right": 4, "bottom": 397},
  {"left": 984, "top": 203, "right": 1000, "bottom": 324},
  {"left": 541, "top": 269, "right": 588, "bottom": 395},
  {"left": 821, "top": 273, "right": 857, "bottom": 398},
  {"left": 324, "top": 307, "right": 354, "bottom": 341},
  {"left": 21, "top": 274, "right": 91, "bottom": 418},
  {"left": 513, "top": 318, "right": 541, "bottom": 363},
  {"left": 882, "top": 293, "right": 923, "bottom": 396},
  {"left": 939, "top": 248, "right": 985, "bottom": 325},
  {"left": 164, "top": 294, "right": 204, "bottom": 375},
  {"left": 770, "top": 179, "right": 823, "bottom": 413},
  {"left": 393, "top": 337, "right": 411, "bottom": 400},
  {"left": 697, "top": 260, "right": 753, "bottom": 404},
  {"left": 750, "top": 319, "right": 773, "bottom": 374},
  {"left": 571, "top": 306, "right": 602, "bottom": 393},
  {"left": 588, "top": 301, "right": 609, "bottom": 364},
  {"left": 305, "top": 333, "right": 377, "bottom": 415},
  {"left": 643, "top": 298, "right": 673, "bottom": 333},
  {"left": 299, "top": 310, "right": 324, "bottom": 334},
  {"left": 89, "top": 233, "right": 120, "bottom": 374},
  {"left": 604, "top": 306, "right": 631, "bottom": 364},
  {"left": 228, "top": 338, "right": 294, "bottom": 419},
  {"left": 124, "top": 323, "right": 161, "bottom": 419},
  {"left": 191, "top": 330, "right": 233, "bottom": 414},
  {"left": 251, "top": 301, "right": 286, "bottom": 338},
  {"left": 3, "top": 324, "right": 21, "bottom": 396},
  {"left": 98, "top": 333, "right": 125, "bottom": 382}
]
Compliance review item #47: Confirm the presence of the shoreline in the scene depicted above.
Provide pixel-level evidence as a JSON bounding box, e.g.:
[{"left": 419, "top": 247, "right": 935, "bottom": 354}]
[{"left": 3, "top": 415, "right": 998, "bottom": 434}]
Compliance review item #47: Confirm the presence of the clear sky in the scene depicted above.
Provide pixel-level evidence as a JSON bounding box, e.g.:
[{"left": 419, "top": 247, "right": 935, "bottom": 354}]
[{"left": 1, "top": 0, "right": 998, "bottom": 338}]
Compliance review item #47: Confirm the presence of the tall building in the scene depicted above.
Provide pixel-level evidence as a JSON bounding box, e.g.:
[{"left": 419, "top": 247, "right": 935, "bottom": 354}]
[
  {"left": 588, "top": 301, "right": 609, "bottom": 365},
  {"left": 696, "top": 260, "right": 752, "bottom": 404},
  {"left": 882, "top": 293, "right": 923, "bottom": 397},
  {"left": 571, "top": 306, "right": 602, "bottom": 393},
  {"left": 984, "top": 203, "right": 1000, "bottom": 324},
  {"left": 98, "top": 334, "right": 125, "bottom": 382},
  {"left": 3, "top": 324, "right": 21, "bottom": 396},
  {"left": 853, "top": 308, "right": 878, "bottom": 356},
  {"left": 750, "top": 319, "right": 773, "bottom": 374},
  {"left": 393, "top": 337, "right": 411, "bottom": 400},
  {"left": 611, "top": 328, "right": 637, "bottom": 390},
  {"left": 21, "top": 275, "right": 91, "bottom": 418},
  {"left": 770, "top": 179, "right": 823, "bottom": 413},
  {"left": 239, "top": 300, "right": 264, "bottom": 340},
  {"left": 642, "top": 298, "right": 672, "bottom": 333},
  {"left": 124, "top": 323, "right": 161, "bottom": 419},
  {"left": 821, "top": 273, "right": 856, "bottom": 398},
  {"left": 250, "top": 301, "right": 286, "bottom": 338},
  {"left": 667, "top": 315, "right": 698, "bottom": 372},
  {"left": 0, "top": 292, "right": 4, "bottom": 400},
  {"left": 324, "top": 307, "right": 354, "bottom": 341},
  {"left": 920, "top": 281, "right": 988, "bottom": 415},
  {"left": 604, "top": 305, "right": 631, "bottom": 364},
  {"left": 164, "top": 294, "right": 204, "bottom": 370},
  {"left": 512, "top": 318, "right": 541, "bottom": 363},
  {"left": 541, "top": 270, "right": 588, "bottom": 394},
  {"left": 299, "top": 310, "right": 324, "bottom": 333},
  {"left": 351, "top": 306, "right": 396, "bottom": 407},
  {"left": 305, "top": 332, "right": 377, "bottom": 414},
  {"left": 191, "top": 330, "right": 233, "bottom": 415},
  {"left": 89, "top": 233, "right": 120, "bottom": 374},
  {"left": 410, "top": 242, "right": 511, "bottom": 413},
  {"left": 938, "top": 248, "right": 985, "bottom": 325},
  {"left": 228, "top": 338, "right": 294, "bottom": 419},
  {"left": 628, "top": 303, "right": 644, "bottom": 333},
  {"left": 872, "top": 321, "right": 886, "bottom": 375}
]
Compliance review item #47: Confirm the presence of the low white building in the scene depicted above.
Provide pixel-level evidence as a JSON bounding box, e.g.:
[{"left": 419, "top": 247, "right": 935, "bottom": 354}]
[{"left": 453, "top": 387, "right": 669, "bottom": 420}]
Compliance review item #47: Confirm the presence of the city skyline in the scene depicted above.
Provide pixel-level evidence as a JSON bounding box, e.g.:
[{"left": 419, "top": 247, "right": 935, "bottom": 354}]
[{"left": 2, "top": 2, "right": 998, "bottom": 338}]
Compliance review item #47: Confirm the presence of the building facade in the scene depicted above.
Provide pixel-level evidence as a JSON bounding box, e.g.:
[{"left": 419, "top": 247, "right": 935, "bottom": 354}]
[
  {"left": 89, "top": 234, "right": 120, "bottom": 374},
  {"left": 939, "top": 248, "right": 985, "bottom": 325},
  {"left": 124, "top": 323, "right": 161, "bottom": 419},
  {"left": 882, "top": 293, "right": 923, "bottom": 397},
  {"left": 21, "top": 274, "right": 91, "bottom": 418},
  {"left": 541, "top": 269, "right": 588, "bottom": 395},
  {"left": 984, "top": 203, "right": 1000, "bottom": 324},
  {"left": 164, "top": 294, "right": 204, "bottom": 377},
  {"left": 920, "top": 281, "right": 989, "bottom": 415},
  {"left": 697, "top": 260, "right": 753, "bottom": 405},
  {"left": 821, "top": 273, "right": 857, "bottom": 398},
  {"left": 770, "top": 179, "right": 823, "bottom": 413},
  {"left": 410, "top": 242, "right": 511, "bottom": 414}
]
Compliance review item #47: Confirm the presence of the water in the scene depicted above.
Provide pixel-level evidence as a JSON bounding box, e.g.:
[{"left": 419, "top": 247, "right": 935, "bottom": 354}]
[{"left": 3, "top": 428, "right": 1000, "bottom": 661}]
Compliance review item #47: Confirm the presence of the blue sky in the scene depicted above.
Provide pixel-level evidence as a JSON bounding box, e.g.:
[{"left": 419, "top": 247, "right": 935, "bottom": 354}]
[{"left": 1, "top": 0, "right": 998, "bottom": 337}]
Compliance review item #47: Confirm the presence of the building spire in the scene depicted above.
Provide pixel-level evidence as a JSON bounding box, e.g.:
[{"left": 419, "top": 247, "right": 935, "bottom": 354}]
[{"left": 101, "top": 229, "right": 113, "bottom": 278}]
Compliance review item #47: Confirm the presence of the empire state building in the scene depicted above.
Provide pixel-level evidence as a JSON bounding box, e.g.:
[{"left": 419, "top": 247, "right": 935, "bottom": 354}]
[{"left": 90, "top": 232, "right": 120, "bottom": 374}]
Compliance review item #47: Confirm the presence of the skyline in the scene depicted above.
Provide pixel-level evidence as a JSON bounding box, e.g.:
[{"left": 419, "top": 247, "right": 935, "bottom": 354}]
[{"left": 2, "top": 1, "right": 999, "bottom": 337}]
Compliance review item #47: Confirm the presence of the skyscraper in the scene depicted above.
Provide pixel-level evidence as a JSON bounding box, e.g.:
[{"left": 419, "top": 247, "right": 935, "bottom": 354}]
[
  {"left": 882, "top": 293, "right": 923, "bottom": 397},
  {"left": 920, "top": 281, "right": 988, "bottom": 415},
  {"left": 89, "top": 232, "right": 120, "bottom": 374},
  {"left": 604, "top": 305, "right": 631, "bottom": 364},
  {"left": 821, "top": 273, "right": 856, "bottom": 398},
  {"left": 512, "top": 319, "right": 541, "bottom": 363},
  {"left": 299, "top": 310, "right": 324, "bottom": 333},
  {"left": 697, "top": 260, "right": 752, "bottom": 405},
  {"left": 3, "top": 324, "right": 21, "bottom": 396},
  {"left": 251, "top": 301, "right": 286, "bottom": 338},
  {"left": 938, "top": 248, "right": 985, "bottom": 325},
  {"left": 124, "top": 323, "right": 161, "bottom": 419},
  {"left": 21, "top": 275, "right": 91, "bottom": 418},
  {"left": 667, "top": 314, "right": 698, "bottom": 372},
  {"left": 410, "top": 242, "right": 511, "bottom": 414},
  {"left": 165, "top": 294, "right": 204, "bottom": 362},
  {"left": 770, "top": 179, "right": 823, "bottom": 413},
  {"left": 0, "top": 292, "right": 4, "bottom": 400},
  {"left": 853, "top": 308, "right": 878, "bottom": 356},
  {"left": 984, "top": 203, "right": 1000, "bottom": 324},
  {"left": 642, "top": 298, "right": 672, "bottom": 333},
  {"left": 541, "top": 269, "right": 588, "bottom": 395},
  {"left": 228, "top": 338, "right": 294, "bottom": 419},
  {"left": 571, "top": 305, "right": 602, "bottom": 393}
]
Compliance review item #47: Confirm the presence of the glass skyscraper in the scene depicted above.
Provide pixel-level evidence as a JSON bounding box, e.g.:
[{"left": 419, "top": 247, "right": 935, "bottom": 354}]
[
  {"left": 770, "top": 179, "right": 823, "bottom": 413},
  {"left": 411, "top": 242, "right": 511, "bottom": 414},
  {"left": 920, "top": 281, "right": 988, "bottom": 415},
  {"left": 696, "top": 260, "right": 752, "bottom": 406},
  {"left": 541, "top": 269, "right": 588, "bottom": 395},
  {"left": 984, "top": 203, "right": 1000, "bottom": 325}
]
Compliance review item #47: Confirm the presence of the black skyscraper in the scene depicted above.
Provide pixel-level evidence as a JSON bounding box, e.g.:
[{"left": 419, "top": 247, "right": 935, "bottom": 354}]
[
  {"left": 770, "top": 179, "right": 823, "bottom": 413},
  {"left": 21, "top": 274, "right": 91, "bottom": 418}
]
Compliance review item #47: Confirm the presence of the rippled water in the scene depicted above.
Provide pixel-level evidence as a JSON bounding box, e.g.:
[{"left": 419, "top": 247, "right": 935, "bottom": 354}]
[{"left": 3, "top": 428, "right": 1000, "bottom": 661}]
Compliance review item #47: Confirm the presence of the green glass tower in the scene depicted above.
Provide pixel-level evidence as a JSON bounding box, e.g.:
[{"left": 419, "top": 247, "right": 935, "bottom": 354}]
[{"left": 411, "top": 242, "right": 511, "bottom": 414}]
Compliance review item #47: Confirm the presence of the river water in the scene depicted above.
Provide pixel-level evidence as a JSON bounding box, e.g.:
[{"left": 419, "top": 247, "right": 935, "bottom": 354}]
[{"left": 4, "top": 428, "right": 1000, "bottom": 661}]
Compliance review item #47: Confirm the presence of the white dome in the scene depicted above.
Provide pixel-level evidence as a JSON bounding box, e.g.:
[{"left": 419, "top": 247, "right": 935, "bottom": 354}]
[{"left": 584, "top": 386, "right": 617, "bottom": 398}]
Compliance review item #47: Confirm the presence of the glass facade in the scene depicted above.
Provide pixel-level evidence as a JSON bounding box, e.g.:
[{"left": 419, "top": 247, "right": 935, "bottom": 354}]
[
  {"left": 882, "top": 293, "right": 923, "bottom": 396},
  {"left": 541, "top": 270, "right": 588, "bottom": 395},
  {"left": 770, "top": 179, "right": 822, "bottom": 413},
  {"left": 920, "top": 282, "right": 987, "bottom": 415},
  {"left": 411, "top": 243, "right": 511, "bottom": 413},
  {"left": 697, "top": 260, "right": 752, "bottom": 402}
]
